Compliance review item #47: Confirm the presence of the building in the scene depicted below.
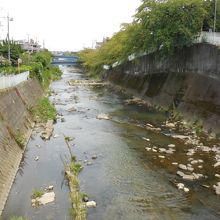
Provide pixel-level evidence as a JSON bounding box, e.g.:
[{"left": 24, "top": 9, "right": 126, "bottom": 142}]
[{"left": 16, "top": 39, "right": 41, "bottom": 52}]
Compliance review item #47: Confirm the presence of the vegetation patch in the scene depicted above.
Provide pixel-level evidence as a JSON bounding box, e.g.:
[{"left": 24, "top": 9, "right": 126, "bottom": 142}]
[
  {"left": 14, "top": 132, "right": 25, "bottom": 149},
  {"left": 9, "top": 216, "right": 27, "bottom": 220},
  {"left": 29, "top": 97, "right": 57, "bottom": 123},
  {"left": 32, "top": 189, "right": 44, "bottom": 199},
  {"left": 66, "top": 161, "right": 86, "bottom": 220},
  {"left": 64, "top": 137, "right": 86, "bottom": 220}
]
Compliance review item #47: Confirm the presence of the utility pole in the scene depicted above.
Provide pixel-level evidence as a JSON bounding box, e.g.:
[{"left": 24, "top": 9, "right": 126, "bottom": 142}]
[
  {"left": 7, "top": 14, "right": 10, "bottom": 62},
  {"left": 0, "top": 12, "right": 13, "bottom": 62},
  {"left": 214, "top": 0, "right": 217, "bottom": 32},
  {"left": 5, "top": 14, "right": 13, "bottom": 63},
  {"left": 214, "top": 0, "right": 218, "bottom": 44}
]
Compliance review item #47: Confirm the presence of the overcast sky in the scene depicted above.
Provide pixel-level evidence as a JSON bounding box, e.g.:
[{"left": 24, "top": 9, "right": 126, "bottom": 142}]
[{"left": 0, "top": 0, "right": 141, "bottom": 51}]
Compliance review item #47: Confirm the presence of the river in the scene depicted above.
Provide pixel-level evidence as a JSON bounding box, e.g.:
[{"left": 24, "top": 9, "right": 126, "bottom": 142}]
[{"left": 2, "top": 66, "right": 220, "bottom": 220}]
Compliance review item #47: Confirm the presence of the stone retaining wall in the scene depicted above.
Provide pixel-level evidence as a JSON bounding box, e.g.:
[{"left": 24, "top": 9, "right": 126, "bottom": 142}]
[
  {"left": 0, "top": 79, "right": 43, "bottom": 215},
  {"left": 106, "top": 43, "right": 220, "bottom": 136}
]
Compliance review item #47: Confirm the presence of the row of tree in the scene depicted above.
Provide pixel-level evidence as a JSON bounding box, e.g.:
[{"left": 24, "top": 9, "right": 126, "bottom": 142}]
[
  {"left": 0, "top": 40, "right": 24, "bottom": 66},
  {"left": 79, "top": 0, "right": 220, "bottom": 77}
]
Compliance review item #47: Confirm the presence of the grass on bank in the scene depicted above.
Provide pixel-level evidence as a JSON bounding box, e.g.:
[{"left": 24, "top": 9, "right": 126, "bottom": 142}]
[
  {"left": 14, "top": 132, "right": 25, "bottom": 149},
  {"left": 29, "top": 97, "right": 57, "bottom": 123}
]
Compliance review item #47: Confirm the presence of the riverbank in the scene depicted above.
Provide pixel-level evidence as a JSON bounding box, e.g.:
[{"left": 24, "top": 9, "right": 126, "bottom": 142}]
[
  {"left": 105, "top": 43, "right": 220, "bottom": 138},
  {"left": 0, "top": 79, "right": 43, "bottom": 216}
]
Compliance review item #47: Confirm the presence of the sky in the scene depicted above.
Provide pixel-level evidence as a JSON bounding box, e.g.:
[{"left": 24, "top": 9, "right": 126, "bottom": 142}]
[{"left": 0, "top": 0, "right": 141, "bottom": 51}]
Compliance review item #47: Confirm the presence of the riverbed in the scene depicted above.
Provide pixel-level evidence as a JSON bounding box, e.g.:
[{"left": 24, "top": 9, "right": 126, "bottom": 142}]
[{"left": 2, "top": 66, "right": 220, "bottom": 220}]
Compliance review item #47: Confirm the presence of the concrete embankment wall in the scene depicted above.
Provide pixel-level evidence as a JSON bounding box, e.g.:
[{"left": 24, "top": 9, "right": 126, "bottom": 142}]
[
  {"left": 106, "top": 43, "right": 220, "bottom": 136},
  {"left": 0, "top": 79, "right": 43, "bottom": 215}
]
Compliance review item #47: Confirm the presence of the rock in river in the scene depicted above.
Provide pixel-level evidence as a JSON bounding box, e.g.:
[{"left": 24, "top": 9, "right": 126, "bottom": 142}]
[
  {"left": 213, "top": 182, "right": 220, "bottom": 195},
  {"left": 168, "top": 144, "right": 176, "bottom": 148},
  {"left": 86, "top": 201, "right": 97, "bottom": 208},
  {"left": 41, "top": 120, "right": 54, "bottom": 140},
  {"left": 179, "top": 164, "right": 188, "bottom": 170},
  {"left": 92, "top": 155, "right": 98, "bottom": 160},
  {"left": 96, "top": 113, "right": 110, "bottom": 120},
  {"left": 32, "top": 192, "right": 55, "bottom": 206}
]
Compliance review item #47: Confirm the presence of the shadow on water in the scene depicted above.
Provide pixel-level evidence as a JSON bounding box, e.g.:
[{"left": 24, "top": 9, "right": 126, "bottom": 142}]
[{"left": 2, "top": 65, "right": 220, "bottom": 220}]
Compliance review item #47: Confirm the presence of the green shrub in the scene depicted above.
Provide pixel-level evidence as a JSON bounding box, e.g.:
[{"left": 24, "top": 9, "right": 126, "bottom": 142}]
[{"left": 29, "top": 97, "right": 57, "bottom": 122}]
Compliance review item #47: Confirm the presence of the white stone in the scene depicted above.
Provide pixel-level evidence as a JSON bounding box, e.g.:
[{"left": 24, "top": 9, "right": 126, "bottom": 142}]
[
  {"left": 168, "top": 144, "right": 176, "bottom": 148},
  {"left": 214, "top": 162, "right": 220, "bottom": 168},
  {"left": 142, "top": 137, "right": 150, "bottom": 142},
  {"left": 165, "top": 123, "right": 176, "bottom": 128},
  {"left": 67, "top": 107, "right": 77, "bottom": 112},
  {"left": 179, "top": 164, "right": 187, "bottom": 170},
  {"left": 177, "top": 171, "right": 196, "bottom": 181},
  {"left": 187, "top": 167, "right": 194, "bottom": 172},
  {"left": 215, "top": 174, "right": 220, "bottom": 178},
  {"left": 87, "top": 161, "right": 93, "bottom": 166},
  {"left": 177, "top": 183, "right": 184, "bottom": 189},
  {"left": 172, "top": 162, "right": 178, "bottom": 166},
  {"left": 53, "top": 134, "right": 60, "bottom": 138},
  {"left": 191, "top": 160, "right": 199, "bottom": 165},
  {"left": 145, "top": 147, "right": 151, "bottom": 151},
  {"left": 166, "top": 149, "right": 175, "bottom": 154},
  {"left": 182, "top": 175, "right": 196, "bottom": 181},
  {"left": 183, "top": 187, "right": 190, "bottom": 193},
  {"left": 201, "top": 146, "right": 211, "bottom": 152},
  {"left": 158, "top": 155, "right": 165, "bottom": 159},
  {"left": 35, "top": 156, "right": 39, "bottom": 161},
  {"left": 86, "top": 201, "right": 97, "bottom": 208},
  {"left": 48, "top": 185, "right": 54, "bottom": 190},
  {"left": 146, "top": 123, "right": 154, "bottom": 128},
  {"left": 171, "top": 135, "right": 189, "bottom": 140},
  {"left": 96, "top": 114, "right": 110, "bottom": 120},
  {"left": 32, "top": 192, "right": 55, "bottom": 206},
  {"left": 177, "top": 171, "right": 185, "bottom": 177},
  {"left": 193, "top": 173, "right": 204, "bottom": 179},
  {"left": 213, "top": 182, "right": 220, "bottom": 195}
]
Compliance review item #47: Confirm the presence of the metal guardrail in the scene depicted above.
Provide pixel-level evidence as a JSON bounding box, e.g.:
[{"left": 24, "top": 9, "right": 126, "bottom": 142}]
[{"left": 0, "top": 71, "right": 30, "bottom": 90}]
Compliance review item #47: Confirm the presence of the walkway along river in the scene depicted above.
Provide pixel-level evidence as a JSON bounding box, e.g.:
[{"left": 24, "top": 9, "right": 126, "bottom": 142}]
[{"left": 2, "top": 66, "right": 220, "bottom": 219}]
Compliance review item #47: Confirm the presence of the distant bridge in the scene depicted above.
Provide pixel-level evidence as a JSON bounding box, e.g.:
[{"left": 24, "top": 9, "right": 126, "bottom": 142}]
[{"left": 51, "top": 55, "right": 79, "bottom": 64}]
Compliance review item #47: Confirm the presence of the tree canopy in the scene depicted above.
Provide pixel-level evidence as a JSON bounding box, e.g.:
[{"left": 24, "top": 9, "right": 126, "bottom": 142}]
[{"left": 79, "top": 0, "right": 219, "bottom": 76}]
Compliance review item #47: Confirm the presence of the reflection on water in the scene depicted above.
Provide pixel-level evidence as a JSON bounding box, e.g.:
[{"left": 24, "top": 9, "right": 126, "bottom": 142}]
[{"left": 2, "top": 66, "right": 220, "bottom": 220}]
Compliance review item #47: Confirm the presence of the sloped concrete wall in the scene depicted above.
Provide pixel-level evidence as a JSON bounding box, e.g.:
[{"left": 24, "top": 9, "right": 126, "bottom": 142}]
[
  {"left": 0, "top": 79, "right": 43, "bottom": 215},
  {"left": 106, "top": 43, "right": 220, "bottom": 136}
]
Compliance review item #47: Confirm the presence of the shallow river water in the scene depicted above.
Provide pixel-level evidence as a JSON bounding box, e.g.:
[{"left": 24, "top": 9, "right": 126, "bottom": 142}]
[{"left": 2, "top": 66, "right": 220, "bottom": 220}]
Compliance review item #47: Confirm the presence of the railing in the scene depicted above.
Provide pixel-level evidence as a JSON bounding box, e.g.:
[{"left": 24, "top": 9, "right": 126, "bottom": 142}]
[
  {"left": 196, "top": 31, "right": 220, "bottom": 46},
  {"left": 0, "top": 71, "right": 30, "bottom": 90}
]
